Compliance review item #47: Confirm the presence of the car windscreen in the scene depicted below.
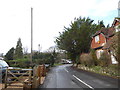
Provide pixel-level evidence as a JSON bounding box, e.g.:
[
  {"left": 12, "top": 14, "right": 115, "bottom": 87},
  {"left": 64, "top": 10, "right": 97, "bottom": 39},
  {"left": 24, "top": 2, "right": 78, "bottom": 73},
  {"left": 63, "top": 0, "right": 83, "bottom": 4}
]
[{"left": 0, "top": 60, "right": 9, "bottom": 67}]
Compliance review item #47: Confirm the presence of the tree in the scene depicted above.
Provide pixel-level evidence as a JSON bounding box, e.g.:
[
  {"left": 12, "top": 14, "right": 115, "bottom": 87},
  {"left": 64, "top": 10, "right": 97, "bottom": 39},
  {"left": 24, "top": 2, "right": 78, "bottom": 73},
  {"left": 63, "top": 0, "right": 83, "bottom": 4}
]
[
  {"left": 97, "top": 20, "right": 105, "bottom": 29},
  {"left": 5, "top": 47, "right": 15, "bottom": 60},
  {"left": 110, "top": 32, "right": 120, "bottom": 64},
  {"left": 14, "top": 38, "right": 23, "bottom": 59},
  {"left": 56, "top": 17, "right": 105, "bottom": 63},
  {"left": 51, "top": 49, "right": 57, "bottom": 66}
]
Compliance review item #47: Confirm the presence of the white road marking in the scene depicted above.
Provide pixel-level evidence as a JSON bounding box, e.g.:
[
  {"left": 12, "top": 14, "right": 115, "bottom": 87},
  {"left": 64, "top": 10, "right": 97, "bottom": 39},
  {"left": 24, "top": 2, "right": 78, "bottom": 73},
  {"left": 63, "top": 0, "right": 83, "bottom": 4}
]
[
  {"left": 64, "top": 69, "right": 69, "bottom": 72},
  {"left": 73, "top": 75, "right": 94, "bottom": 90}
]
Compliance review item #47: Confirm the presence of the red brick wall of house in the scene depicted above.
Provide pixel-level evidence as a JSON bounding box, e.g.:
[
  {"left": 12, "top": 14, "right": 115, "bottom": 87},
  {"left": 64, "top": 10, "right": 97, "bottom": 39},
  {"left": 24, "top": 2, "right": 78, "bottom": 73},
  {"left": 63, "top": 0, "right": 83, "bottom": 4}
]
[{"left": 91, "top": 33, "right": 106, "bottom": 49}]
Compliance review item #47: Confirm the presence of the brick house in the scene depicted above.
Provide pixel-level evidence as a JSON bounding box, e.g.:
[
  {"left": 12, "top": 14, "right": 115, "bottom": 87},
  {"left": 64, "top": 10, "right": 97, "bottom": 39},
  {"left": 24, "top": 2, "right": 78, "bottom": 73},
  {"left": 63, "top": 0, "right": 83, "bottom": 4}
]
[
  {"left": 112, "top": 18, "right": 120, "bottom": 32},
  {"left": 91, "top": 0, "right": 120, "bottom": 64},
  {"left": 91, "top": 18, "right": 120, "bottom": 64},
  {"left": 91, "top": 27, "right": 115, "bottom": 58}
]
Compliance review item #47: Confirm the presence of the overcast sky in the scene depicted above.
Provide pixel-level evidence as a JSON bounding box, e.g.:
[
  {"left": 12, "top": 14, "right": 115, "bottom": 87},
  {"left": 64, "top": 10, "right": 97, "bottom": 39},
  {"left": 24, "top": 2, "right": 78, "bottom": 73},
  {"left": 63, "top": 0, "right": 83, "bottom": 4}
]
[{"left": 0, "top": 0, "right": 118, "bottom": 54}]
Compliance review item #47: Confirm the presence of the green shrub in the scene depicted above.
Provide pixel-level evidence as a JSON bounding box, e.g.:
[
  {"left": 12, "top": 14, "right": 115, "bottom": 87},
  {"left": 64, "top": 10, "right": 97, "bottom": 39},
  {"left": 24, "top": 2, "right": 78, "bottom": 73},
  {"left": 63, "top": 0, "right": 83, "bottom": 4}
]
[
  {"left": 6, "top": 59, "right": 31, "bottom": 68},
  {"left": 99, "top": 51, "right": 111, "bottom": 67},
  {"left": 90, "top": 49, "right": 98, "bottom": 66},
  {"left": 80, "top": 53, "right": 94, "bottom": 67},
  {"left": 92, "top": 66, "right": 102, "bottom": 72}
]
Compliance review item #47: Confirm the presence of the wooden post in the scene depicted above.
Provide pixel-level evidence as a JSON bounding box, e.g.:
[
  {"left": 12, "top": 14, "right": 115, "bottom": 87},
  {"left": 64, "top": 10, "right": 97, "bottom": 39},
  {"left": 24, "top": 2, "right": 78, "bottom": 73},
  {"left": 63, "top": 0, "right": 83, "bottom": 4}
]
[
  {"left": 28, "top": 67, "right": 32, "bottom": 88},
  {"left": 43, "top": 64, "right": 46, "bottom": 76},
  {"left": 4, "top": 68, "right": 8, "bottom": 88}
]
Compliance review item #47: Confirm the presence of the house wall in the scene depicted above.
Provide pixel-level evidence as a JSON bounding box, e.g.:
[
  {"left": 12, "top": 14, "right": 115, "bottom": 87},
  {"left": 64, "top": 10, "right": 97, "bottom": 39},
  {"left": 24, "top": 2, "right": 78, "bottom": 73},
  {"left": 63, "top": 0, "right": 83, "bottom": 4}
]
[
  {"left": 91, "top": 33, "right": 106, "bottom": 49},
  {"left": 96, "top": 49, "right": 104, "bottom": 59},
  {"left": 111, "top": 54, "right": 118, "bottom": 64},
  {"left": 110, "top": 51, "right": 118, "bottom": 64}
]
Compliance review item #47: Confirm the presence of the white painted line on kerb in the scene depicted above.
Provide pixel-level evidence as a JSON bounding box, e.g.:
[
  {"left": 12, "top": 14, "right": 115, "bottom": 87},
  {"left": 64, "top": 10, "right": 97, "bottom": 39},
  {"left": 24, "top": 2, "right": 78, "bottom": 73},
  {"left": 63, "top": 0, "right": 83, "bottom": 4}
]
[
  {"left": 73, "top": 75, "right": 94, "bottom": 90},
  {"left": 64, "top": 69, "right": 69, "bottom": 72}
]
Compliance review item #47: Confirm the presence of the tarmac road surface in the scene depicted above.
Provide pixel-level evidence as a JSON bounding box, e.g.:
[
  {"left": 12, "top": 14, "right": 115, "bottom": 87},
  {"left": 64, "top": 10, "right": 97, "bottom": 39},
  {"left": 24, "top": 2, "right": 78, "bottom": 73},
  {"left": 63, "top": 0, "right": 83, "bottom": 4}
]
[{"left": 40, "top": 64, "right": 119, "bottom": 89}]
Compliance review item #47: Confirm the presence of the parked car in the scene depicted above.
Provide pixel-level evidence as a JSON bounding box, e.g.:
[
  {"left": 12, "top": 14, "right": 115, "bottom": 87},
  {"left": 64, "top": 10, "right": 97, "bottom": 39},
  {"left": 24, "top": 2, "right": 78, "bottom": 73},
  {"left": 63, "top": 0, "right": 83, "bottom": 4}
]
[
  {"left": 0, "top": 60, "right": 26, "bottom": 83},
  {"left": 0, "top": 59, "right": 9, "bottom": 82}
]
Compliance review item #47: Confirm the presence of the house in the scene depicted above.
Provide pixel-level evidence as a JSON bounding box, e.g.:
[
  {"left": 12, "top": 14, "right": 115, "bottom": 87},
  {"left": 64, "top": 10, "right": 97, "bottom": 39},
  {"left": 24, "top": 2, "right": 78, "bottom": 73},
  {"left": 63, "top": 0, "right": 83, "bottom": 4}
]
[
  {"left": 91, "top": 27, "right": 115, "bottom": 58},
  {"left": 91, "top": 26, "right": 119, "bottom": 64},
  {"left": 102, "top": 34, "right": 118, "bottom": 64},
  {"left": 112, "top": 18, "right": 120, "bottom": 32},
  {"left": 90, "top": 0, "right": 120, "bottom": 64},
  {"left": 90, "top": 18, "right": 120, "bottom": 64}
]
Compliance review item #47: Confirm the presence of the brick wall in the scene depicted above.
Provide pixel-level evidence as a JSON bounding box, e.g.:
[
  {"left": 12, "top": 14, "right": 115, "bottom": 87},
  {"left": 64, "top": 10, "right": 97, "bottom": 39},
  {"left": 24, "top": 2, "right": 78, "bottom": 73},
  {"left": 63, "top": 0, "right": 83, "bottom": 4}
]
[{"left": 91, "top": 33, "right": 106, "bottom": 49}]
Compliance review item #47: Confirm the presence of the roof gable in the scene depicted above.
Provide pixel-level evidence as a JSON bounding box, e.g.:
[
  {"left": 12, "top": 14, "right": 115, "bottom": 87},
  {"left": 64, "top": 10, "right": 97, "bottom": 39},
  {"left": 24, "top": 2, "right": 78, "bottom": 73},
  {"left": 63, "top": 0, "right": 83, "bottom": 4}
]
[
  {"left": 112, "top": 18, "right": 120, "bottom": 27},
  {"left": 92, "top": 27, "right": 115, "bottom": 38}
]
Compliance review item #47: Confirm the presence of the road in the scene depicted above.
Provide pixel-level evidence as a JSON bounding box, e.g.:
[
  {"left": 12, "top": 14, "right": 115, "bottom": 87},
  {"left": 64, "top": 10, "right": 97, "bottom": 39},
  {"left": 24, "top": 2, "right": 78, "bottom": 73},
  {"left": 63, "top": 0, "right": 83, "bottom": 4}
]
[{"left": 40, "top": 64, "right": 119, "bottom": 89}]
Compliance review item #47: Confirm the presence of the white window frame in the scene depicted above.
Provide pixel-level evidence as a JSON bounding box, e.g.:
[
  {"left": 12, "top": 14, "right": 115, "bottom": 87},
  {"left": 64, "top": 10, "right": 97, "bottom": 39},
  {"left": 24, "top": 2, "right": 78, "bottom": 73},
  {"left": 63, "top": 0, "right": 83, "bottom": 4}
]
[{"left": 95, "top": 35, "right": 99, "bottom": 43}]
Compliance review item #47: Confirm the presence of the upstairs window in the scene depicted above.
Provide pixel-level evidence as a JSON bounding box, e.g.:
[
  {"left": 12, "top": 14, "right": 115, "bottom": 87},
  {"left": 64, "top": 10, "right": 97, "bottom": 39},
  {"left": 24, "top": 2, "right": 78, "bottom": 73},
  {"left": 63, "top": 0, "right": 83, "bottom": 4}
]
[{"left": 95, "top": 35, "right": 99, "bottom": 43}]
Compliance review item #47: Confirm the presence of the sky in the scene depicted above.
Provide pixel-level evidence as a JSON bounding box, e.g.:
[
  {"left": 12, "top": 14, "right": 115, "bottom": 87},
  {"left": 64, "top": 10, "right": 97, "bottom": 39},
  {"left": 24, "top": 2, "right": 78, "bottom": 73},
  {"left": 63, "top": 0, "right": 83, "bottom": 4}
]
[{"left": 0, "top": 0, "right": 119, "bottom": 54}]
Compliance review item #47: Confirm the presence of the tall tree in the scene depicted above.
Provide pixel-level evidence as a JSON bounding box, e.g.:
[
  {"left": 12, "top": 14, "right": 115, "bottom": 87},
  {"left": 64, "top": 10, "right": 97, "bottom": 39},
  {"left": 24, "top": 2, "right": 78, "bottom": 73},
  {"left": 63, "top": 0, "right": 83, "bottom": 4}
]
[
  {"left": 56, "top": 17, "right": 105, "bottom": 63},
  {"left": 5, "top": 47, "right": 15, "bottom": 60},
  {"left": 14, "top": 38, "right": 23, "bottom": 59},
  {"left": 97, "top": 20, "right": 105, "bottom": 29}
]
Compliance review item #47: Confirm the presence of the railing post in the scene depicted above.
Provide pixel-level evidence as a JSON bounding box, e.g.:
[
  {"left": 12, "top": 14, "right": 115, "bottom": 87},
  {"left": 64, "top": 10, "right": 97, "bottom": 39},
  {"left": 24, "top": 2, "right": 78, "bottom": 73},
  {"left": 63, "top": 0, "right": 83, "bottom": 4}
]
[
  {"left": 4, "top": 68, "right": 8, "bottom": 88},
  {"left": 28, "top": 67, "right": 32, "bottom": 88}
]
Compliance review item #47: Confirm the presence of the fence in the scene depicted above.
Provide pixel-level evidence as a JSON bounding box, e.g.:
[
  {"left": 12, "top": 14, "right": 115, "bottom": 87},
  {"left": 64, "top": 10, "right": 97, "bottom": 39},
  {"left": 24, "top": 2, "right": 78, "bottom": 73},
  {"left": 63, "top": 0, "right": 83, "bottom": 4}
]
[
  {"left": 31, "top": 65, "right": 46, "bottom": 88},
  {"left": 2, "top": 64, "right": 47, "bottom": 89}
]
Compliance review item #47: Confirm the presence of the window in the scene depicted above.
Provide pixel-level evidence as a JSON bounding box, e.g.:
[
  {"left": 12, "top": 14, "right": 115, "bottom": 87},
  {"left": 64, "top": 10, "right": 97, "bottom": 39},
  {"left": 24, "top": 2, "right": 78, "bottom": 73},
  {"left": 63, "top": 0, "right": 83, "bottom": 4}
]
[
  {"left": 115, "top": 25, "right": 120, "bottom": 32},
  {"left": 96, "top": 50, "right": 103, "bottom": 59},
  {"left": 95, "top": 35, "right": 99, "bottom": 43}
]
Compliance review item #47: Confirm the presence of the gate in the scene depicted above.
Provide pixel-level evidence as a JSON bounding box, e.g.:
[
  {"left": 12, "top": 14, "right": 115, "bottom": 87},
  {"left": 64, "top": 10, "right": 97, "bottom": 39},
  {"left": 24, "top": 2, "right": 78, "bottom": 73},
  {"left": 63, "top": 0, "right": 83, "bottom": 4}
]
[
  {"left": 4, "top": 68, "right": 32, "bottom": 89},
  {"left": 2, "top": 64, "right": 47, "bottom": 89}
]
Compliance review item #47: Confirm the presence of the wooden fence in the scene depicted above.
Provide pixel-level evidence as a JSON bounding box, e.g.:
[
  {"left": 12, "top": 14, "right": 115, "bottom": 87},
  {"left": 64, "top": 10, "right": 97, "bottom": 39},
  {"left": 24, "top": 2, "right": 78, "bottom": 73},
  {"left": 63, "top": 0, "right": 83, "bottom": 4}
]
[{"left": 2, "top": 64, "right": 47, "bottom": 90}]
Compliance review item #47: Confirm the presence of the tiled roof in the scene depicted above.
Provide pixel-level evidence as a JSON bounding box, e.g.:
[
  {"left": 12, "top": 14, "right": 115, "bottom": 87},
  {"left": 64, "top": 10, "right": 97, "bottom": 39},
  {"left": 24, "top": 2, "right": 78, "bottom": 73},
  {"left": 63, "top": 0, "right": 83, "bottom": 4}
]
[
  {"left": 92, "top": 27, "right": 115, "bottom": 38},
  {"left": 103, "top": 33, "right": 118, "bottom": 50}
]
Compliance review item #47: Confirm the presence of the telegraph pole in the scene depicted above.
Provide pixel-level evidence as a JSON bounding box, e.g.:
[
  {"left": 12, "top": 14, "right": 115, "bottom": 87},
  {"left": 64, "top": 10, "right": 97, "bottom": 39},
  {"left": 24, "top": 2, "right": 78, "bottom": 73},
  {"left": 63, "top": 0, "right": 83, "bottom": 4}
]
[
  {"left": 30, "top": 7, "right": 33, "bottom": 65},
  {"left": 38, "top": 44, "right": 40, "bottom": 53}
]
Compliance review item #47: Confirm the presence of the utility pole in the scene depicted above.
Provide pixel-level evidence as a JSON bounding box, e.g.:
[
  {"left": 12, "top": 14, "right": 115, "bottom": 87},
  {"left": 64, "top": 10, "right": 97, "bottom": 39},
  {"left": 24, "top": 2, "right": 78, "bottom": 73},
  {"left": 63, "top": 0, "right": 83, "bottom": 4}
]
[
  {"left": 38, "top": 44, "right": 40, "bottom": 53},
  {"left": 30, "top": 7, "right": 33, "bottom": 65}
]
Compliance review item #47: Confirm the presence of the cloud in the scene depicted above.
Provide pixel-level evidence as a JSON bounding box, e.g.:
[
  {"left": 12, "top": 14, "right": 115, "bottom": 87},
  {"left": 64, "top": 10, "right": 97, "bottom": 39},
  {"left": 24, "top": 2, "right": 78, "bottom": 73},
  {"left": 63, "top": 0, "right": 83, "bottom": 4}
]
[{"left": 0, "top": 0, "right": 118, "bottom": 54}]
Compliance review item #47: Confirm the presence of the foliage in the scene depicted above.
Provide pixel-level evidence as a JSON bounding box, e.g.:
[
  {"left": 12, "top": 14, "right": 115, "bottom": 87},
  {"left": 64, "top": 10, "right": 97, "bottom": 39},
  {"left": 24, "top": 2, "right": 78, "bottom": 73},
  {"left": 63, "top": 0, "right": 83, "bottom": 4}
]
[
  {"left": 118, "top": 32, "right": 120, "bottom": 65},
  {"left": 6, "top": 59, "right": 31, "bottom": 68},
  {"left": 80, "top": 50, "right": 111, "bottom": 67},
  {"left": 55, "top": 17, "right": 105, "bottom": 63},
  {"left": 79, "top": 64, "right": 119, "bottom": 77},
  {"left": 5, "top": 47, "right": 15, "bottom": 60},
  {"left": 92, "top": 66, "right": 102, "bottom": 71},
  {"left": 32, "top": 50, "right": 58, "bottom": 66},
  {"left": 107, "top": 32, "right": 119, "bottom": 64},
  {"left": 80, "top": 53, "right": 94, "bottom": 67},
  {"left": 99, "top": 51, "right": 111, "bottom": 67},
  {"left": 14, "top": 38, "right": 23, "bottom": 59},
  {"left": 90, "top": 49, "right": 99, "bottom": 66}
]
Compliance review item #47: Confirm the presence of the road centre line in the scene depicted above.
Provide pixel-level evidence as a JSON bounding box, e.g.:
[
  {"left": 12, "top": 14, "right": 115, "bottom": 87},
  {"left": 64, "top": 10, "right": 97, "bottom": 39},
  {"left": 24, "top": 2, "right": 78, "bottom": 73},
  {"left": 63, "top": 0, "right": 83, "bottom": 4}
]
[
  {"left": 73, "top": 75, "right": 94, "bottom": 90},
  {"left": 64, "top": 69, "right": 69, "bottom": 72}
]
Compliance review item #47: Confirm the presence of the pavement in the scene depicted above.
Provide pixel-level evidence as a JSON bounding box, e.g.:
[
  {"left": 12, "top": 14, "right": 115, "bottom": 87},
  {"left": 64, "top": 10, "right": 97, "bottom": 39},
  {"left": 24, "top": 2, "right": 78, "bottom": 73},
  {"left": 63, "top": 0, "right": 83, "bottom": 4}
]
[{"left": 40, "top": 64, "right": 119, "bottom": 89}]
